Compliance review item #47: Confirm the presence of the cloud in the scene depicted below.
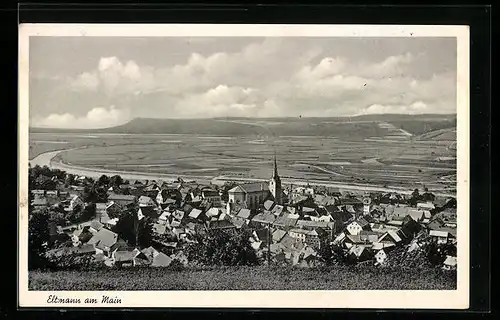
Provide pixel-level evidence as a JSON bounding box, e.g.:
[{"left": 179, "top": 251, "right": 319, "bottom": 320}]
[
  {"left": 356, "top": 101, "right": 431, "bottom": 116},
  {"left": 32, "top": 106, "right": 130, "bottom": 129},
  {"left": 31, "top": 38, "right": 456, "bottom": 126}
]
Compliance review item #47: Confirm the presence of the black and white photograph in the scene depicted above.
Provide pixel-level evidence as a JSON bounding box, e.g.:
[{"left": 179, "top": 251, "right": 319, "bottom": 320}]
[{"left": 18, "top": 24, "right": 470, "bottom": 308}]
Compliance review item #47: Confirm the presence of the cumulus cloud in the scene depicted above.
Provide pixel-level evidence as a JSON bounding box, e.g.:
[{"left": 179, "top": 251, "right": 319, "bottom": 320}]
[
  {"left": 31, "top": 38, "right": 456, "bottom": 126},
  {"left": 32, "top": 106, "right": 130, "bottom": 129},
  {"left": 356, "top": 101, "right": 430, "bottom": 116}
]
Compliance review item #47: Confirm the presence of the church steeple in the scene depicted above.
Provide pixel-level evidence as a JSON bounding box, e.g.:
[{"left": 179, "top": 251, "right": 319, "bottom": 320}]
[
  {"left": 269, "top": 150, "right": 282, "bottom": 204},
  {"left": 272, "top": 151, "right": 279, "bottom": 179}
]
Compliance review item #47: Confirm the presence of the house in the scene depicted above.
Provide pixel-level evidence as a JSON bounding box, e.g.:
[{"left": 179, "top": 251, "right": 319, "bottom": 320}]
[
  {"left": 206, "top": 207, "right": 223, "bottom": 219},
  {"left": 188, "top": 208, "right": 204, "bottom": 220},
  {"left": 429, "top": 229, "right": 455, "bottom": 245},
  {"left": 138, "top": 195, "right": 156, "bottom": 208},
  {"left": 272, "top": 229, "right": 287, "bottom": 243},
  {"left": 296, "top": 220, "right": 334, "bottom": 231},
  {"left": 208, "top": 219, "right": 236, "bottom": 231},
  {"left": 201, "top": 188, "right": 222, "bottom": 206},
  {"left": 392, "top": 205, "right": 410, "bottom": 219},
  {"left": 96, "top": 202, "right": 108, "bottom": 217},
  {"left": 348, "top": 244, "right": 373, "bottom": 262},
  {"left": 288, "top": 228, "right": 321, "bottom": 248},
  {"left": 72, "top": 243, "right": 96, "bottom": 257},
  {"left": 89, "top": 220, "right": 104, "bottom": 234},
  {"left": 372, "top": 241, "right": 396, "bottom": 251},
  {"left": 137, "top": 206, "right": 159, "bottom": 220},
  {"left": 113, "top": 248, "right": 148, "bottom": 267},
  {"left": 359, "top": 230, "right": 380, "bottom": 243},
  {"left": 153, "top": 222, "right": 168, "bottom": 236},
  {"left": 272, "top": 215, "right": 298, "bottom": 229},
  {"left": 228, "top": 182, "right": 270, "bottom": 209},
  {"left": 107, "top": 194, "right": 136, "bottom": 206},
  {"left": 159, "top": 210, "right": 172, "bottom": 222},
  {"left": 343, "top": 234, "right": 365, "bottom": 249},
  {"left": 156, "top": 188, "right": 183, "bottom": 206},
  {"left": 417, "top": 202, "right": 435, "bottom": 211},
  {"left": 442, "top": 255, "right": 457, "bottom": 270},
  {"left": 173, "top": 210, "right": 185, "bottom": 221},
  {"left": 378, "top": 230, "right": 403, "bottom": 246},
  {"left": 32, "top": 196, "right": 48, "bottom": 207},
  {"left": 236, "top": 208, "right": 252, "bottom": 220},
  {"left": 407, "top": 209, "right": 425, "bottom": 222},
  {"left": 398, "top": 216, "right": 422, "bottom": 241},
  {"left": 87, "top": 228, "right": 119, "bottom": 256},
  {"left": 375, "top": 249, "right": 388, "bottom": 265},
  {"left": 251, "top": 212, "right": 277, "bottom": 226},
  {"left": 32, "top": 189, "right": 45, "bottom": 196},
  {"left": 253, "top": 228, "right": 271, "bottom": 244},
  {"left": 346, "top": 218, "right": 371, "bottom": 235},
  {"left": 270, "top": 204, "right": 285, "bottom": 216},
  {"left": 263, "top": 200, "right": 275, "bottom": 211},
  {"left": 68, "top": 195, "right": 84, "bottom": 211},
  {"left": 151, "top": 252, "right": 173, "bottom": 267}
]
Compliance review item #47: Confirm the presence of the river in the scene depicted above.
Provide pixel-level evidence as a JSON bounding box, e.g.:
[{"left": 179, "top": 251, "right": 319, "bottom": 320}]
[{"left": 28, "top": 148, "right": 456, "bottom": 197}]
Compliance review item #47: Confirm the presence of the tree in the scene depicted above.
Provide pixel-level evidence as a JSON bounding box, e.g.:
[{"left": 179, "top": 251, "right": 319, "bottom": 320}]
[
  {"left": 28, "top": 208, "right": 51, "bottom": 270},
  {"left": 109, "top": 175, "right": 124, "bottom": 188},
  {"left": 185, "top": 229, "right": 259, "bottom": 266},
  {"left": 98, "top": 175, "right": 110, "bottom": 187},
  {"left": 111, "top": 203, "right": 152, "bottom": 247}
]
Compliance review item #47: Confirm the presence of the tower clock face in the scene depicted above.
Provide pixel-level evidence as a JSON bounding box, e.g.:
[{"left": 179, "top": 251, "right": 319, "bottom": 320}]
[{"left": 363, "top": 197, "right": 371, "bottom": 205}]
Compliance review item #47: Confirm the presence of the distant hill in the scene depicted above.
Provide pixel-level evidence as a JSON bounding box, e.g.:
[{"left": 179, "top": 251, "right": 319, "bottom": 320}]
[
  {"left": 417, "top": 127, "right": 457, "bottom": 141},
  {"left": 30, "top": 114, "right": 457, "bottom": 138}
]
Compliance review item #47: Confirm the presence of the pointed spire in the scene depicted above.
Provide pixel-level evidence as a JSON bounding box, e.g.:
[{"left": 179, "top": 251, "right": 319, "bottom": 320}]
[{"left": 273, "top": 149, "right": 278, "bottom": 178}]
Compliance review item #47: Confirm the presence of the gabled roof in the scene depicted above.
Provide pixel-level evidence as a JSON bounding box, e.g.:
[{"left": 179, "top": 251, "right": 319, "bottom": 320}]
[
  {"left": 263, "top": 200, "right": 275, "bottom": 211},
  {"left": 108, "top": 193, "right": 136, "bottom": 202},
  {"left": 87, "top": 228, "right": 118, "bottom": 250},
  {"left": 153, "top": 223, "right": 167, "bottom": 235},
  {"left": 251, "top": 212, "right": 276, "bottom": 224},
  {"left": 138, "top": 195, "right": 155, "bottom": 205},
  {"left": 237, "top": 208, "right": 251, "bottom": 219},
  {"left": 272, "top": 229, "right": 287, "bottom": 242},
  {"left": 296, "top": 220, "right": 333, "bottom": 229},
  {"left": 273, "top": 216, "right": 298, "bottom": 228},
  {"left": 229, "top": 183, "right": 269, "bottom": 194},
  {"left": 289, "top": 228, "right": 318, "bottom": 237},
  {"left": 408, "top": 209, "right": 425, "bottom": 221},
  {"left": 114, "top": 249, "right": 142, "bottom": 262},
  {"left": 90, "top": 220, "right": 103, "bottom": 231},
  {"left": 349, "top": 244, "right": 367, "bottom": 257},
  {"left": 271, "top": 205, "right": 284, "bottom": 216},
  {"left": 379, "top": 230, "right": 402, "bottom": 243},
  {"left": 429, "top": 230, "right": 450, "bottom": 238},
  {"left": 209, "top": 220, "right": 235, "bottom": 230},
  {"left": 152, "top": 252, "right": 173, "bottom": 267},
  {"left": 188, "top": 208, "right": 203, "bottom": 219},
  {"left": 206, "top": 207, "right": 222, "bottom": 217}
]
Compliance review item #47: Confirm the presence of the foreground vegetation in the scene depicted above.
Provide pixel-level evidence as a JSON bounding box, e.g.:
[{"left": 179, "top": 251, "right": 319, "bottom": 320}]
[{"left": 29, "top": 265, "right": 456, "bottom": 291}]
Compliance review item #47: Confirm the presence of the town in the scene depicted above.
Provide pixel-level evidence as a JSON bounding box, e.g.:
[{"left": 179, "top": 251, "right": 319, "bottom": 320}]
[{"left": 28, "top": 156, "right": 458, "bottom": 272}]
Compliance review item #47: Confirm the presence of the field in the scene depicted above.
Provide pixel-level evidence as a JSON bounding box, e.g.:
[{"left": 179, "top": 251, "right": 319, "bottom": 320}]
[
  {"left": 29, "top": 130, "right": 456, "bottom": 194},
  {"left": 29, "top": 265, "right": 456, "bottom": 291}
]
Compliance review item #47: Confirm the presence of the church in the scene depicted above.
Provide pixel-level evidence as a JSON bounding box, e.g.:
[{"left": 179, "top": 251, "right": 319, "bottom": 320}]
[{"left": 227, "top": 153, "right": 284, "bottom": 209}]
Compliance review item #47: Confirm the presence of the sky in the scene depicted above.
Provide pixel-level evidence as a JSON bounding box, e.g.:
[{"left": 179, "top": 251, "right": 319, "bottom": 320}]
[{"left": 29, "top": 36, "right": 457, "bottom": 129}]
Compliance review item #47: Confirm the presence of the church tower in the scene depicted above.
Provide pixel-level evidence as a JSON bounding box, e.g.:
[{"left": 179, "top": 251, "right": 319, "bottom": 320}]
[{"left": 269, "top": 152, "right": 282, "bottom": 204}]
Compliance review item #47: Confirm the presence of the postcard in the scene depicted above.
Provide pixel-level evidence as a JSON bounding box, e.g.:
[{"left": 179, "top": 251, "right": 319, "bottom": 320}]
[{"left": 18, "top": 23, "right": 469, "bottom": 309}]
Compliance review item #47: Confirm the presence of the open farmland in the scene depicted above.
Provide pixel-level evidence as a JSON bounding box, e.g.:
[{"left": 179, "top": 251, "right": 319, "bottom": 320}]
[
  {"left": 29, "top": 265, "right": 456, "bottom": 291},
  {"left": 29, "top": 128, "right": 456, "bottom": 194}
]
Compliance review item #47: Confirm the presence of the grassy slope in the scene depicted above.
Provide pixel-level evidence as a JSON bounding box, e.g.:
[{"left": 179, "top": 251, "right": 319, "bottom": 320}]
[{"left": 29, "top": 266, "right": 456, "bottom": 291}]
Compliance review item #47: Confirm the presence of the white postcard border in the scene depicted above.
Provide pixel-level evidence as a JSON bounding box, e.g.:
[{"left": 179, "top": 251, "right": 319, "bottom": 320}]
[{"left": 18, "top": 23, "right": 470, "bottom": 309}]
